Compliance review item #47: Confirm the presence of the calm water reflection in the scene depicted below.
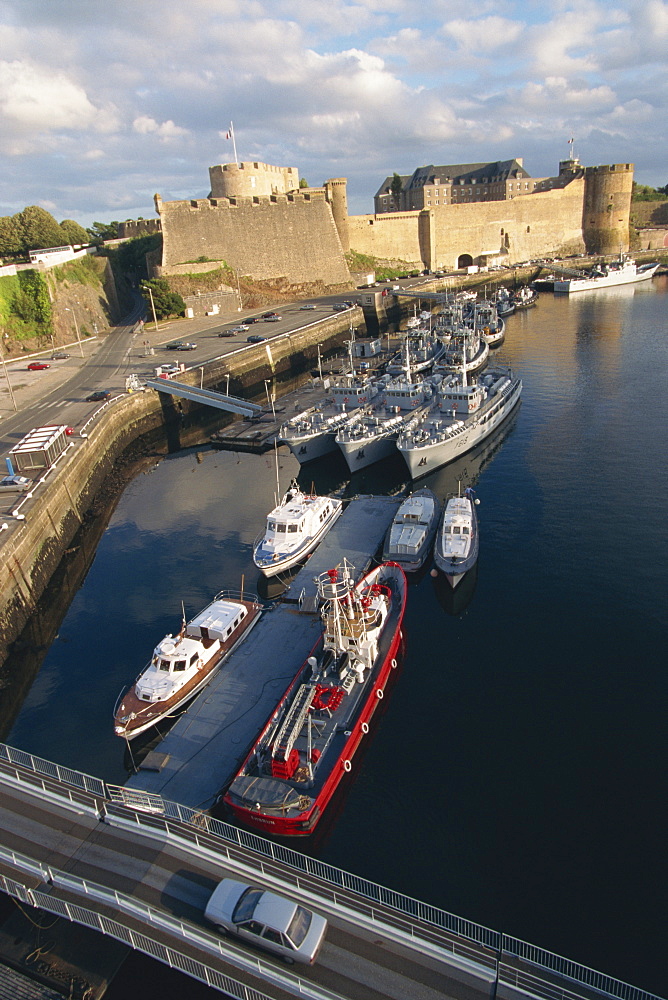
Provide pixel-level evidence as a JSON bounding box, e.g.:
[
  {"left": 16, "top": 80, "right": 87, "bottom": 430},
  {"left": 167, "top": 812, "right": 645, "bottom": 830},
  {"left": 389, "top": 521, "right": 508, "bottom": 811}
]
[{"left": 7, "top": 278, "right": 668, "bottom": 997}]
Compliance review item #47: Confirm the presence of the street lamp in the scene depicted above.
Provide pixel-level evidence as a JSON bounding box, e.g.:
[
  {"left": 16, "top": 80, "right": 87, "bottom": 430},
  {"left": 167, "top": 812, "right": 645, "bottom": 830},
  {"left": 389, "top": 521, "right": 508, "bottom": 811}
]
[
  {"left": 264, "top": 379, "right": 276, "bottom": 421},
  {"left": 65, "top": 307, "right": 85, "bottom": 357},
  {"left": 141, "top": 284, "right": 160, "bottom": 331},
  {"left": 0, "top": 335, "right": 17, "bottom": 412}
]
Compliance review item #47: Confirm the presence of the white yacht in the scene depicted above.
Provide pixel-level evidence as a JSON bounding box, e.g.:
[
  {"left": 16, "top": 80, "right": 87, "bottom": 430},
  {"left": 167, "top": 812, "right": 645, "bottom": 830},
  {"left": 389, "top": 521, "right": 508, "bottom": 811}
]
[
  {"left": 554, "top": 255, "right": 659, "bottom": 292},
  {"left": 253, "top": 481, "right": 343, "bottom": 577},
  {"left": 397, "top": 366, "right": 522, "bottom": 479},
  {"left": 114, "top": 592, "right": 262, "bottom": 739},
  {"left": 382, "top": 488, "right": 441, "bottom": 572},
  {"left": 433, "top": 488, "right": 480, "bottom": 588}
]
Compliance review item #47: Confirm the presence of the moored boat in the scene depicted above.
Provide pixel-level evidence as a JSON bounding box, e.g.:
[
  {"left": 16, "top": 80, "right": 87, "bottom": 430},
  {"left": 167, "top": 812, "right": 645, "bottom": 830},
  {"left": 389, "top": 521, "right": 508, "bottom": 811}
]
[
  {"left": 253, "top": 481, "right": 343, "bottom": 577},
  {"left": 513, "top": 285, "right": 539, "bottom": 309},
  {"left": 397, "top": 366, "right": 522, "bottom": 479},
  {"left": 114, "top": 592, "right": 262, "bottom": 739},
  {"left": 433, "top": 487, "right": 480, "bottom": 588},
  {"left": 223, "top": 559, "right": 407, "bottom": 835},
  {"left": 553, "top": 255, "right": 659, "bottom": 293},
  {"left": 382, "top": 488, "right": 440, "bottom": 572}
]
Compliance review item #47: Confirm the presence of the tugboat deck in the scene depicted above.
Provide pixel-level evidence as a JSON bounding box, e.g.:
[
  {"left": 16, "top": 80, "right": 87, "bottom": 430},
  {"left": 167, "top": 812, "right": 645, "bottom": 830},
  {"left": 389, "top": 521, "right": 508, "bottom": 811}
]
[{"left": 126, "top": 495, "right": 401, "bottom": 808}]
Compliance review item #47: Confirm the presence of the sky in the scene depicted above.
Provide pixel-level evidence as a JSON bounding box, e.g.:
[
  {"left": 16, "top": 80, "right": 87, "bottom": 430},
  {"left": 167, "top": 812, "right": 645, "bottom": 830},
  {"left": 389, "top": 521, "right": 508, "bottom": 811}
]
[{"left": 1, "top": 0, "right": 666, "bottom": 228}]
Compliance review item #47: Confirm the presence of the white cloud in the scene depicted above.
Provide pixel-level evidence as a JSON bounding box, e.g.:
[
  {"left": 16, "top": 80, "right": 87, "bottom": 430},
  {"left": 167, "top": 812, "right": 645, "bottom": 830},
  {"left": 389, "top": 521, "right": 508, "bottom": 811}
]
[
  {"left": 442, "top": 16, "right": 524, "bottom": 53},
  {"left": 132, "top": 116, "right": 189, "bottom": 141},
  {"left": 0, "top": 59, "right": 115, "bottom": 134}
]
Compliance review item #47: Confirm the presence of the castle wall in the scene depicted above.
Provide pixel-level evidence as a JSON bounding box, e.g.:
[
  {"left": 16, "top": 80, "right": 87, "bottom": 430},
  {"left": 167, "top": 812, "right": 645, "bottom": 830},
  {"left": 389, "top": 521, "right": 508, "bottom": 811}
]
[
  {"left": 156, "top": 191, "right": 351, "bottom": 287},
  {"left": 348, "top": 179, "right": 588, "bottom": 267},
  {"left": 582, "top": 164, "right": 634, "bottom": 254}
]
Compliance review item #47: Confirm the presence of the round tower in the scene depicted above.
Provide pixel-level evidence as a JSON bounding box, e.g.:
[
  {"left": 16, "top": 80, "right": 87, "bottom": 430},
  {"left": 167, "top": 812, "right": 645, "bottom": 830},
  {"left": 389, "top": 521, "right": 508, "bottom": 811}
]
[
  {"left": 582, "top": 164, "right": 634, "bottom": 255},
  {"left": 324, "top": 177, "right": 350, "bottom": 253},
  {"left": 209, "top": 162, "right": 300, "bottom": 200}
]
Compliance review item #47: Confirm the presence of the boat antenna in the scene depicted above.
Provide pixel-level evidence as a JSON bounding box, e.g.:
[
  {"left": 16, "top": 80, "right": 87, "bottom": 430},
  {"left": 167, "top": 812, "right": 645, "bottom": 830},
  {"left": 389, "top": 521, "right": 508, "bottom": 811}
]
[
  {"left": 181, "top": 601, "right": 186, "bottom": 635},
  {"left": 240, "top": 572, "right": 244, "bottom": 602}
]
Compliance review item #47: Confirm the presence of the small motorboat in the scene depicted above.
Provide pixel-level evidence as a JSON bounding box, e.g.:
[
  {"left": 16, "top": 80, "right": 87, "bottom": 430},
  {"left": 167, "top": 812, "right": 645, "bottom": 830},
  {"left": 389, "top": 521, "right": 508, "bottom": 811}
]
[
  {"left": 433, "top": 487, "right": 480, "bottom": 588},
  {"left": 382, "top": 488, "right": 440, "bottom": 572},
  {"left": 253, "top": 481, "right": 343, "bottom": 577},
  {"left": 114, "top": 592, "right": 262, "bottom": 739}
]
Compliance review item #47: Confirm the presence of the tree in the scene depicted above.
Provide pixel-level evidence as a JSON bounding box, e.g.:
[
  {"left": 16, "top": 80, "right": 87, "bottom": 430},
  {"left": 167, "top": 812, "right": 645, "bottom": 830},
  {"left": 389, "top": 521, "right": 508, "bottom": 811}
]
[
  {"left": 60, "top": 219, "right": 91, "bottom": 245},
  {"left": 17, "top": 206, "right": 69, "bottom": 251},
  {"left": 299, "top": 178, "right": 309, "bottom": 188},
  {"left": 140, "top": 278, "right": 185, "bottom": 319},
  {"left": 87, "top": 221, "right": 120, "bottom": 244},
  {"left": 390, "top": 172, "right": 403, "bottom": 210},
  {"left": 0, "top": 215, "right": 24, "bottom": 256}
]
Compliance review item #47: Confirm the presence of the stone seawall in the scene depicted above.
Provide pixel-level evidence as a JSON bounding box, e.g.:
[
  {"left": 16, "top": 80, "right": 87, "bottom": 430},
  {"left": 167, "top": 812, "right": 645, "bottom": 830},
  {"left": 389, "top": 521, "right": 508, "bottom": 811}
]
[{"left": 0, "top": 312, "right": 361, "bottom": 668}]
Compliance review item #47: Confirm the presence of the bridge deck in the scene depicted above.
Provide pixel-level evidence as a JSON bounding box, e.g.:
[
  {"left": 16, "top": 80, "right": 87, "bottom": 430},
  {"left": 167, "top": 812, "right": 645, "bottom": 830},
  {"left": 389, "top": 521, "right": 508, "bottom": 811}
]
[{"left": 126, "top": 496, "right": 401, "bottom": 808}]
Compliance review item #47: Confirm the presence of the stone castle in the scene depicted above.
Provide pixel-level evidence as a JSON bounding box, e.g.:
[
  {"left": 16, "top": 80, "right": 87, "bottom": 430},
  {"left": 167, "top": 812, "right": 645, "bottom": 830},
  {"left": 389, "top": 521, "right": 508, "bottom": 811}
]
[{"left": 151, "top": 156, "right": 634, "bottom": 288}]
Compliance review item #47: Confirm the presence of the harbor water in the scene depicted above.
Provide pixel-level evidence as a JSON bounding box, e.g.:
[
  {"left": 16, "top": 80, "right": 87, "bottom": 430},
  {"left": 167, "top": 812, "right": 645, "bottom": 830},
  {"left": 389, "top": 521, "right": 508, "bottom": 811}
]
[{"left": 5, "top": 277, "right": 668, "bottom": 998}]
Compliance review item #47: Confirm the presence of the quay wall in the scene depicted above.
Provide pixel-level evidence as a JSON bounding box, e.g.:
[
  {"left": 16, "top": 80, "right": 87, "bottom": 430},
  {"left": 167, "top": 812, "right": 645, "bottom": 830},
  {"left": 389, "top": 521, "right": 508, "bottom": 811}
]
[{"left": 0, "top": 313, "right": 360, "bottom": 667}]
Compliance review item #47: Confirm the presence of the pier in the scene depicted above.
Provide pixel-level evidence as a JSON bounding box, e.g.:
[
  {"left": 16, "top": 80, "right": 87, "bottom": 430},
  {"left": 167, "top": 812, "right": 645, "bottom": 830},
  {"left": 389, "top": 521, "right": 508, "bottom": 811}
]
[{"left": 124, "top": 495, "right": 402, "bottom": 807}]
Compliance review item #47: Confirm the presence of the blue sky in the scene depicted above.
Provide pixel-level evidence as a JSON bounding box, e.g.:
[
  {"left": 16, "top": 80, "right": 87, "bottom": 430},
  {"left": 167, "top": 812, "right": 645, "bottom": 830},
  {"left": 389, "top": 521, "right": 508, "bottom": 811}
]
[{"left": 1, "top": 0, "right": 666, "bottom": 227}]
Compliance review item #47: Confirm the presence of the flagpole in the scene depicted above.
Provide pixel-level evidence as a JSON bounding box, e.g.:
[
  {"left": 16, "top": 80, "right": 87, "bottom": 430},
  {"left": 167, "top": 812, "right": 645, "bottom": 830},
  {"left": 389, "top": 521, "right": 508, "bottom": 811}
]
[{"left": 230, "top": 121, "right": 239, "bottom": 165}]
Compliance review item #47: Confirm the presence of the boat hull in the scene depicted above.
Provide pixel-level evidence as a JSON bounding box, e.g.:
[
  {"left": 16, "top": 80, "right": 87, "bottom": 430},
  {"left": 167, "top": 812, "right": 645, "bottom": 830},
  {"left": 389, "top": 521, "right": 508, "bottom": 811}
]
[
  {"left": 554, "top": 262, "right": 659, "bottom": 293},
  {"left": 398, "top": 378, "right": 522, "bottom": 479},
  {"left": 433, "top": 501, "right": 479, "bottom": 588},
  {"left": 382, "top": 488, "right": 440, "bottom": 573},
  {"left": 337, "top": 432, "right": 398, "bottom": 472},
  {"left": 253, "top": 502, "right": 343, "bottom": 577},
  {"left": 281, "top": 432, "right": 340, "bottom": 464}
]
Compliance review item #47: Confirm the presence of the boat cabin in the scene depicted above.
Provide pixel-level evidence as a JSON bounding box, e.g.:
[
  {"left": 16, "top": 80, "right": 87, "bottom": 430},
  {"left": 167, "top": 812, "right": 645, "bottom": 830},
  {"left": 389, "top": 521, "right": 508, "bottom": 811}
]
[
  {"left": 187, "top": 599, "right": 248, "bottom": 643},
  {"left": 439, "top": 383, "right": 484, "bottom": 415}
]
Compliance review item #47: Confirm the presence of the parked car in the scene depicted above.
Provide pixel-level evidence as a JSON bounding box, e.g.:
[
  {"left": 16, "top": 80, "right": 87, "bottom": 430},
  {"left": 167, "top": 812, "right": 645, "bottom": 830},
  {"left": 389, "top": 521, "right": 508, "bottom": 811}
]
[
  {"left": 247, "top": 334, "right": 266, "bottom": 343},
  {"left": 27, "top": 362, "right": 50, "bottom": 370},
  {"left": 0, "top": 474, "right": 32, "bottom": 493},
  {"left": 176, "top": 342, "right": 197, "bottom": 351},
  {"left": 299, "top": 304, "right": 317, "bottom": 310},
  {"left": 50, "top": 351, "right": 70, "bottom": 360},
  {"left": 86, "top": 390, "right": 111, "bottom": 402},
  {"left": 204, "top": 878, "right": 327, "bottom": 965}
]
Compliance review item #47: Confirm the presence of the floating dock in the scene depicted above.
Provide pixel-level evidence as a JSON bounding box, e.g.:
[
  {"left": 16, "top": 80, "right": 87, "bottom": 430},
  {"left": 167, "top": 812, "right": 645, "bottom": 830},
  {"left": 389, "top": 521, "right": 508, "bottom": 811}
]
[{"left": 126, "top": 495, "right": 401, "bottom": 808}]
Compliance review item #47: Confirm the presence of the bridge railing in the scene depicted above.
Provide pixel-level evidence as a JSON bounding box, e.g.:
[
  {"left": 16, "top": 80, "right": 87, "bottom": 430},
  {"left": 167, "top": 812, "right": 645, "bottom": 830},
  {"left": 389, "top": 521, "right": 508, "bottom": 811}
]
[
  {"left": 0, "top": 743, "right": 105, "bottom": 797},
  {"left": 0, "top": 861, "right": 343, "bottom": 1000}
]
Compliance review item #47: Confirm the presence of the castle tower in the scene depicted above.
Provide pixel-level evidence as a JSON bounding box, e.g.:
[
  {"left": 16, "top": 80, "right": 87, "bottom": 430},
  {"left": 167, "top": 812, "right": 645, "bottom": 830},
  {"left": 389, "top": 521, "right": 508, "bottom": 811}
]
[
  {"left": 582, "top": 163, "right": 634, "bottom": 255},
  {"left": 324, "top": 178, "right": 350, "bottom": 253},
  {"left": 208, "top": 162, "right": 300, "bottom": 200}
]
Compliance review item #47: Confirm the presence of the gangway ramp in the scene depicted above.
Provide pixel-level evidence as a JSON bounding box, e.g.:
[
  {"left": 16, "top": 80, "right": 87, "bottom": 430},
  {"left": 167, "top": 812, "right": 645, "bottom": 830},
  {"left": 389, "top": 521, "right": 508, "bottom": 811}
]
[{"left": 144, "top": 378, "right": 263, "bottom": 417}]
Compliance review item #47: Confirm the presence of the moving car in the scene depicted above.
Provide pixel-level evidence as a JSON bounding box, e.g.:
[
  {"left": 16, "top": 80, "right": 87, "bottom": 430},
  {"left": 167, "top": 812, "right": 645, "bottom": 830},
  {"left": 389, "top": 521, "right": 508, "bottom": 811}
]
[
  {"left": 27, "top": 362, "right": 50, "bottom": 370},
  {"left": 50, "top": 351, "right": 70, "bottom": 360},
  {"left": 204, "top": 879, "right": 327, "bottom": 965},
  {"left": 0, "top": 475, "right": 31, "bottom": 493},
  {"left": 176, "top": 342, "right": 197, "bottom": 350},
  {"left": 247, "top": 334, "right": 266, "bottom": 343},
  {"left": 261, "top": 311, "right": 279, "bottom": 319},
  {"left": 263, "top": 315, "right": 281, "bottom": 322},
  {"left": 86, "top": 390, "right": 112, "bottom": 402},
  {"left": 165, "top": 341, "right": 185, "bottom": 350},
  {"left": 299, "top": 304, "right": 317, "bottom": 310}
]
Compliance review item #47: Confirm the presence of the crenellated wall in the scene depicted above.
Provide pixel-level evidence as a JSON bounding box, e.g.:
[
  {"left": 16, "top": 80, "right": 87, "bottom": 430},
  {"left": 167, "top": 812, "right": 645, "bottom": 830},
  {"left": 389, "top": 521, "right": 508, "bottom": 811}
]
[{"left": 156, "top": 189, "right": 352, "bottom": 288}]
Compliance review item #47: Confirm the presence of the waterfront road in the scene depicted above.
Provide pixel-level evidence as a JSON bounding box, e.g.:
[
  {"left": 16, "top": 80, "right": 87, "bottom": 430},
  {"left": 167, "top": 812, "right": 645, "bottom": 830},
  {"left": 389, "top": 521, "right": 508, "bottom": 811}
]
[{"left": 0, "top": 772, "right": 493, "bottom": 1000}]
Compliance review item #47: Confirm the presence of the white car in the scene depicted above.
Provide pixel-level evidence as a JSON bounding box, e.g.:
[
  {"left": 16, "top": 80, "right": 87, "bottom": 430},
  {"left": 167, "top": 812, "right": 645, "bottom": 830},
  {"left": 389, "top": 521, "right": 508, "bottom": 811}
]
[
  {"left": 299, "top": 304, "right": 317, "bottom": 310},
  {"left": 0, "top": 474, "right": 31, "bottom": 493},
  {"left": 204, "top": 878, "right": 327, "bottom": 965}
]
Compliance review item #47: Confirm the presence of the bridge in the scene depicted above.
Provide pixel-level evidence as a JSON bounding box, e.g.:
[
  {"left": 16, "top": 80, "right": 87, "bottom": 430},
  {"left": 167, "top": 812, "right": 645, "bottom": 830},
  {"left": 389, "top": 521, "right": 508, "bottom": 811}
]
[
  {"left": 144, "top": 378, "right": 264, "bottom": 417},
  {"left": 0, "top": 743, "right": 661, "bottom": 1000}
]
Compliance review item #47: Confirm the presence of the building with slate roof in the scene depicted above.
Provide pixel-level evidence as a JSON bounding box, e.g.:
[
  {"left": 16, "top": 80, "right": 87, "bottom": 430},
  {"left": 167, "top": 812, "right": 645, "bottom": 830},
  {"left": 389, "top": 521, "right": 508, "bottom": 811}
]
[{"left": 374, "top": 158, "right": 550, "bottom": 213}]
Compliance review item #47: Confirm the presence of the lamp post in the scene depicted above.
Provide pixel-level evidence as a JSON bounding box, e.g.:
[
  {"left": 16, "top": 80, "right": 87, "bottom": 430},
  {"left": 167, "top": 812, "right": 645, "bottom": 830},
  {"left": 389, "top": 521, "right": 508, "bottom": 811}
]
[
  {"left": 142, "top": 284, "right": 160, "bottom": 331},
  {"left": 65, "top": 307, "right": 84, "bottom": 357},
  {"left": 0, "top": 335, "right": 17, "bottom": 412},
  {"left": 264, "top": 379, "right": 276, "bottom": 421}
]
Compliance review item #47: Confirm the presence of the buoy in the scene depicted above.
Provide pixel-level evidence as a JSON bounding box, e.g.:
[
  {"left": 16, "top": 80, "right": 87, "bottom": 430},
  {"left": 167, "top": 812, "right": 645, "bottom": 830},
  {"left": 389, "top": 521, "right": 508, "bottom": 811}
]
[{"left": 430, "top": 568, "right": 438, "bottom": 578}]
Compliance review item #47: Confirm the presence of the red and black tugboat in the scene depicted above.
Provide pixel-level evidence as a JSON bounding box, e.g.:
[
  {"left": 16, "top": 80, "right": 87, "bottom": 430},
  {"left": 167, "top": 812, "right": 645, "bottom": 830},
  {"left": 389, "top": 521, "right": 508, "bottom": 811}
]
[{"left": 223, "top": 559, "right": 407, "bottom": 835}]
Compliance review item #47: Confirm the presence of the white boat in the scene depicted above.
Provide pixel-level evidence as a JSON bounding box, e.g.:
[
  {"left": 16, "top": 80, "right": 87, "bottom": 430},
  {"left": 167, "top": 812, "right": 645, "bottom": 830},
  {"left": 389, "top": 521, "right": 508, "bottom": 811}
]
[
  {"left": 435, "top": 327, "right": 489, "bottom": 378},
  {"left": 397, "top": 366, "right": 522, "bottom": 479},
  {"left": 512, "top": 285, "right": 539, "bottom": 309},
  {"left": 382, "top": 488, "right": 441, "bottom": 572},
  {"left": 335, "top": 373, "right": 439, "bottom": 472},
  {"left": 386, "top": 321, "right": 445, "bottom": 375},
  {"left": 253, "top": 481, "right": 343, "bottom": 577},
  {"left": 278, "top": 373, "right": 384, "bottom": 463},
  {"left": 114, "top": 592, "right": 262, "bottom": 739},
  {"left": 470, "top": 299, "right": 506, "bottom": 347},
  {"left": 433, "top": 488, "right": 480, "bottom": 588},
  {"left": 554, "top": 255, "right": 659, "bottom": 293}
]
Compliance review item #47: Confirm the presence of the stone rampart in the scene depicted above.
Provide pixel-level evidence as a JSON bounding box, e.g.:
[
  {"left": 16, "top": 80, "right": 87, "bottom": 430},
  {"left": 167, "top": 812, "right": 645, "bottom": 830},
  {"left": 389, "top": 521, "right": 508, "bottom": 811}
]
[
  {"left": 157, "top": 191, "right": 352, "bottom": 288},
  {"left": 349, "top": 180, "right": 588, "bottom": 268}
]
